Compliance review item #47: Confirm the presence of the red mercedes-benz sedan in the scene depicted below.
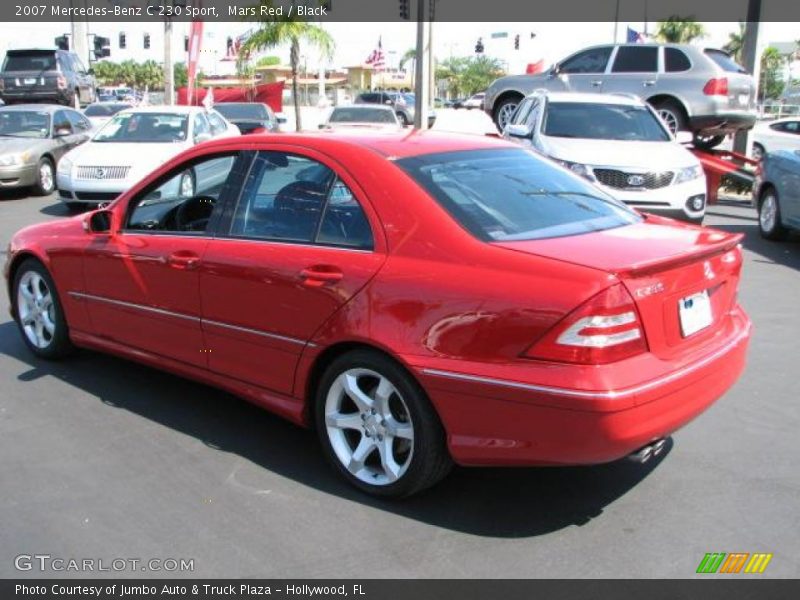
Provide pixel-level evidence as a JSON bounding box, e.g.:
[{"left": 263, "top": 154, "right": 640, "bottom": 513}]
[{"left": 4, "top": 131, "right": 751, "bottom": 497}]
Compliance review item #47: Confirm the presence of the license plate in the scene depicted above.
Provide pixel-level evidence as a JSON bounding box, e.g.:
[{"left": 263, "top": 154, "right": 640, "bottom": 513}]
[
  {"left": 23, "top": 78, "right": 37, "bottom": 85},
  {"left": 679, "top": 290, "right": 713, "bottom": 337},
  {"left": 738, "top": 94, "right": 749, "bottom": 105}
]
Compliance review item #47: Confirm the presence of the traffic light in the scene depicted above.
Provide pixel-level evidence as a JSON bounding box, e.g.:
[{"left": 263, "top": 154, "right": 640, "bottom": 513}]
[
  {"left": 399, "top": 0, "right": 409, "bottom": 20},
  {"left": 184, "top": 35, "right": 190, "bottom": 52},
  {"left": 143, "top": 33, "right": 151, "bottom": 49},
  {"left": 55, "top": 35, "right": 69, "bottom": 51},
  {"left": 475, "top": 38, "right": 484, "bottom": 54},
  {"left": 514, "top": 34, "right": 520, "bottom": 50},
  {"left": 119, "top": 32, "right": 126, "bottom": 49},
  {"left": 94, "top": 36, "right": 111, "bottom": 59}
]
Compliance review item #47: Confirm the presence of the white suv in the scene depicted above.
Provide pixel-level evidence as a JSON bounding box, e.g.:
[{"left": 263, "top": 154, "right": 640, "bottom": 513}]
[{"left": 503, "top": 91, "right": 707, "bottom": 223}]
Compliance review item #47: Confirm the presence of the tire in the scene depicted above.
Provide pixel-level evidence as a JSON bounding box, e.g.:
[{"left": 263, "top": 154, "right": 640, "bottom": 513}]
[
  {"left": 315, "top": 349, "right": 452, "bottom": 498},
  {"left": 12, "top": 258, "right": 75, "bottom": 359},
  {"left": 32, "top": 157, "right": 55, "bottom": 196},
  {"left": 493, "top": 95, "right": 523, "bottom": 132},
  {"left": 758, "top": 186, "right": 788, "bottom": 241},
  {"left": 396, "top": 112, "right": 410, "bottom": 127},
  {"left": 693, "top": 134, "right": 726, "bottom": 150},
  {"left": 651, "top": 99, "right": 687, "bottom": 135},
  {"left": 752, "top": 143, "right": 765, "bottom": 161}
]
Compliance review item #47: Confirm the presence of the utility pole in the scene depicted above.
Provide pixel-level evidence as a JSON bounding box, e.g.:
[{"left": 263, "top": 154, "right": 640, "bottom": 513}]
[
  {"left": 413, "top": 0, "right": 431, "bottom": 129},
  {"left": 164, "top": 1, "right": 174, "bottom": 106},
  {"left": 70, "top": 0, "right": 90, "bottom": 68},
  {"left": 734, "top": 0, "right": 762, "bottom": 154}
]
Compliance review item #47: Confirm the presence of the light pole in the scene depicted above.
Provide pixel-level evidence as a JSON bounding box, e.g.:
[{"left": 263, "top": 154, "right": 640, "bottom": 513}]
[{"left": 413, "top": 0, "right": 432, "bottom": 129}]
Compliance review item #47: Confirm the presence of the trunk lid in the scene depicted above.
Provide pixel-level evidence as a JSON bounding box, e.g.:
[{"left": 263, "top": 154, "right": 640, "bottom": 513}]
[
  {"left": 2, "top": 70, "right": 59, "bottom": 93},
  {"left": 495, "top": 216, "right": 744, "bottom": 359}
]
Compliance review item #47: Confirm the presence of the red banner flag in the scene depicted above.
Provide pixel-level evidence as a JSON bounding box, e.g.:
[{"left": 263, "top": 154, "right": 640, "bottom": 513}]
[{"left": 187, "top": 20, "right": 204, "bottom": 106}]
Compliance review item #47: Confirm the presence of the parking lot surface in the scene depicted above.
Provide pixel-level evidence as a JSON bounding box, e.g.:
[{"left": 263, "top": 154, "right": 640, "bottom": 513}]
[{"left": 1, "top": 182, "right": 798, "bottom": 578}]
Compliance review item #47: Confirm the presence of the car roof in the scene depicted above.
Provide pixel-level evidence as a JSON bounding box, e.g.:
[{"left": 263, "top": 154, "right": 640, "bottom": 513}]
[
  {"left": 199, "top": 129, "right": 513, "bottom": 159},
  {"left": 526, "top": 91, "right": 645, "bottom": 106},
  {"left": 0, "top": 104, "right": 66, "bottom": 114}
]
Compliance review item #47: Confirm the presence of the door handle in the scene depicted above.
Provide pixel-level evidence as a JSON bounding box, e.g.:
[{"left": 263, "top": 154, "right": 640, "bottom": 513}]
[
  {"left": 167, "top": 251, "right": 200, "bottom": 270},
  {"left": 300, "top": 266, "right": 343, "bottom": 286},
  {"left": 643, "top": 80, "right": 656, "bottom": 87},
  {"left": 591, "top": 80, "right": 603, "bottom": 87}
]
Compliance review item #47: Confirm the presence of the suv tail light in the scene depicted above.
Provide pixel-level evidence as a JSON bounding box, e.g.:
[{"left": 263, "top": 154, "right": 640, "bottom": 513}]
[
  {"left": 703, "top": 77, "right": 729, "bottom": 96},
  {"left": 524, "top": 283, "right": 648, "bottom": 364},
  {"left": 56, "top": 75, "right": 67, "bottom": 89}
]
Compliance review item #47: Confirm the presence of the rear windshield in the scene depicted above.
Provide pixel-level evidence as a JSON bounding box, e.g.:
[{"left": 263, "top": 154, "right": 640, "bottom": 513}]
[
  {"left": 84, "top": 103, "right": 130, "bottom": 117},
  {"left": 543, "top": 102, "right": 670, "bottom": 141},
  {"left": 3, "top": 52, "right": 57, "bottom": 72},
  {"left": 397, "top": 148, "right": 640, "bottom": 242},
  {"left": 214, "top": 103, "right": 268, "bottom": 120},
  {"left": 704, "top": 49, "right": 747, "bottom": 73},
  {"left": 329, "top": 107, "right": 397, "bottom": 124}
]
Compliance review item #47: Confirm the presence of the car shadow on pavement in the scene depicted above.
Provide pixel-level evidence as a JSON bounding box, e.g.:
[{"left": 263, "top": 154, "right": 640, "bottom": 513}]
[
  {"left": 710, "top": 215, "right": 800, "bottom": 272},
  {"left": 0, "top": 320, "right": 670, "bottom": 539}
]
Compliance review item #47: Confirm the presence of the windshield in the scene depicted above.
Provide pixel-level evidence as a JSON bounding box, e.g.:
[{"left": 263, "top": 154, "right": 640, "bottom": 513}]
[
  {"left": 2, "top": 52, "right": 57, "bottom": 72},
  {"left": 84, "top": 103, "right": 130, "bottom": 117},
  {"left": 93, "top": 112, "right": 189, "bottom": 143},
  {"left": 397, "top": 148, "right": 639, "bottom": 242},
  {"left": 543, "top": 102, "right": 670, "bottom": 141},
  {"left": 704, "top": 49, "right": 747, "bottom": 74},
  {"left": 329, "top": 107, "right": 397, "bottom": 124},
  {"left": 214, "top": 103, "right": 268, "bottom": 121},
  {"left": 0, "top": 110, "right": 50, "bottom": 138}
]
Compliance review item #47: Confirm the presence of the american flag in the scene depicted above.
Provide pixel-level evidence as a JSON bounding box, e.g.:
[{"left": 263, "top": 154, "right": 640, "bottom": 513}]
[
  {"left": 365, "top": 37, "right": 385, "bottom": 70},
  {"left": 627, "top": 27, "right": 646, "bottom": 43}
]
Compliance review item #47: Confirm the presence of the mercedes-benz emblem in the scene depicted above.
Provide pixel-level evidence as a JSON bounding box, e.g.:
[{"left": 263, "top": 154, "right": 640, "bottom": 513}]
[
  {"left": 95, "top": 167, "right": 106, "bottom": 179},
  {"left": 627, "top": 174, "right": 645, "bottom": 187}
]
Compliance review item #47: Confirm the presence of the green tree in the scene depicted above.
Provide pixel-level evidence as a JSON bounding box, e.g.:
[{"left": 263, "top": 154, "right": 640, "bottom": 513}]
[
  {"left": 256, "top": 55, "right": 281, "bottom": 67},
  {"left": 400, "top": 47, "right": 417, "bottom": 81},
  {"left": 655, "top": 17, "right": 706, "bottom": 44},
  {"left": 173, "top": 62, "right": 188, "bottom": 89},
  {"left": 460, "top": 55, "right": 505, "bottom": 96},
  {"left": 241, "top": 14, "right": 334, "bottom": 130},
  {"left": 92, "top": 61, "right": 120, "bottom": 85},
  {"left": 760, "top": 46, "right": 786, "bottom": 101},
  {"left": 435, "top": 56, "right": 468, "bottom": 98},
  {"left": 724, "top": 22, "right": 746, "bottom": 63}
]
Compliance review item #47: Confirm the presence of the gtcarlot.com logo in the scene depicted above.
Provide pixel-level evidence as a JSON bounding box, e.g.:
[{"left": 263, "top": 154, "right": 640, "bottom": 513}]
[
  {"left": 14, "top": 554, "right": 194, "bottom": 573},
  {"left": 696, "top": 552, "right": 773, "bottom": 574}
]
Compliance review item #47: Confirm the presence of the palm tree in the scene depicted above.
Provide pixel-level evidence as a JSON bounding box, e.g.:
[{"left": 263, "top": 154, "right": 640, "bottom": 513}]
[
  {"left": 400, "top": 48, "right": 417, "bottom": 82},
  {"left": 655, "top": 17, "right": 706, "bottom": 44},
  {"left": 724, "top": 22, "right": 746, "bottom": 63},
  {"left": 241, "top": 17, "right": 334, "bottom": 131}
]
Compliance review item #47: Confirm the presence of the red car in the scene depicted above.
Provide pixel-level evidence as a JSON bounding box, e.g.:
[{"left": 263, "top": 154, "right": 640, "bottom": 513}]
[{"left": 5, "top": 131, "right": 751, "bottom": 497}]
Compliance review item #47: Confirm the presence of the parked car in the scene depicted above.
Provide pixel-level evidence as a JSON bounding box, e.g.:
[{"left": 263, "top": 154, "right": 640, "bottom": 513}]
[
  {"left": 753, "top": 148, "right": 800, "bottom": 239},
  {"left": 504, "top": 91, "right": 707, "bottom": 222},
  {"left": 83, "top": 102, "right": 132, "bottom": 128},
  {"left": 0, "top": 104, "right": 92, "bottom": 195},
  {"left": 458, "top": 92, "right": 485, "bottom": 110},
  {"left": 5, "top": 130, "right": 751, "bottom": 497},
  {"left": 751, "top": 117, "right": 800, "bottom": 160},
  {"left": 354, "top": 90, "right": 436, "bottom": 128},
  {"left": 213, "top": 102, "right": 280, "bottom": 134},
  {"left": 320, "top": 105, "right": 402, "bottom": 130},
  {"left": 0, "top": 48, "right": 96, "bottom": 108},
  {"left": 56, "top": 106, "right": 239, "bottom": 208},
  {"left": 484, "top": 43, "right": 757, "bottom": 149}
]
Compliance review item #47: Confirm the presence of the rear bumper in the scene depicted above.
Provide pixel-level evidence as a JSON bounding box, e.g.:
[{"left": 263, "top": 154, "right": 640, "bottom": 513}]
[
  {"left": 412, "top": 307, "right": 751, "bottom": 466},
  {"left": 1, "top": 89, "right": 71, "bottom": 105},
  {"left": 689, "top": 112, "right": 757, "bottom": 135}
]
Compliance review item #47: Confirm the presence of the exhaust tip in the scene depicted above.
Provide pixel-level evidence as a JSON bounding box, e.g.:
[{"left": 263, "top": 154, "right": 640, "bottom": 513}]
[{"left": 628, "top": 438, "right": 667, "bottom": 464}]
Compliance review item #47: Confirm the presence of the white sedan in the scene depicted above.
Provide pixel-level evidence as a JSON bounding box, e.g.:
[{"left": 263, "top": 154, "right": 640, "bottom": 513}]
[
  {"left": 57, "top": 105, "right": 239, "bottom": 207},
  {"left": 752, "top": 117, "right": 800, "bottom": 160}
]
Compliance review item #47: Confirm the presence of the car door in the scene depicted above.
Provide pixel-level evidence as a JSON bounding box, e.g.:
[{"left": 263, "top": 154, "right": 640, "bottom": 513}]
[
  {"left": 80, "top": 151, "right": 242, "bottom": 367},
  {"left": 553, "top": 46, "right": 615, "bottom": 93},
  {"left": 199, "top": 148, "right": 386, "bottom": 396},
  {"left": 51, "top": 110, "right": 85, "bottom": 159},
  {"left": 601, "top": 45, "right": 660, "bottom": 97},
  {"left": 775, "top": 152, "right": 800, "bottom": 227},
  {"left": 64, "top": 109, "right": 92, "bottom": 144}
]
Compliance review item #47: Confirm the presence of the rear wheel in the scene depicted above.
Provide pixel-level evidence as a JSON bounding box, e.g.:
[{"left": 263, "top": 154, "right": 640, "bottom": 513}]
[
  {"left": 33, "top": 157, "right": 55, "bottom": 196},
  {"left": 693, "top": 134, "right": 726, "bottom": 150},
  {"left": 12, "top": 259, "right": 75, "bottom": 359},
  {"left": 396, "top": 112, "right": 410, "bottom": 127},
  {"left": 493, "top": 95, "right": 523, "bottom": 132},
  {"left": 315, "top": 350, "right": 452, "bottom": 497},
  {"left": 758, "top": 187, "right": 788, "bottom": 241},
  {"left": 651, "top": 99, "right": 686, "bottom": 135}
]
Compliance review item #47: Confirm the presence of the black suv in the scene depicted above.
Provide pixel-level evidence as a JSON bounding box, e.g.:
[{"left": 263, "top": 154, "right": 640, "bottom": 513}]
[{"left": 0, "top": 49, "right": 96, "bottom": 108}]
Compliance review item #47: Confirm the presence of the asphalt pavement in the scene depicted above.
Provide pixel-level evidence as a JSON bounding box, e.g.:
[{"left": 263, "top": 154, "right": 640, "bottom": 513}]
[{"left": 1, "top": 185, "right": 798, "bottom": 578}]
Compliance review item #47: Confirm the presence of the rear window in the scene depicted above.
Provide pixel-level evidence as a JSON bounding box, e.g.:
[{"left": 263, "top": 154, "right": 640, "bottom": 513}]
[
  {"left": 214, "top": 103, "right": 268, "bottom": 120},
  {"left": 329, "top": 107, "right": 397, "bottom": 124},
  {"left": 3, "top": 52, "right": 57, "bottom": 72},
  {"left": 84, "top": 103, "right": 130, "bottom": 117},
  {"left": 397, "top": 148, "right": 639, "bottom": 242},
  {"left": 704, "top": 49, "right": 747, "bottom": 74}
]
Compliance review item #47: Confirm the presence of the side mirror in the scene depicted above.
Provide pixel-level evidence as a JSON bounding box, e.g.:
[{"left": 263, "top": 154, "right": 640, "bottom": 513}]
[
  {"left": 675, "top": 131, "right": 693, "bottom": 144},
  {"left": 318, "top": 123, "right": 326, "bottom": 129},
  {"left": 194, "top": 132, "right": 212, "bottom": 144},
  {"left": 549, "top": 65, "right": 560, "bottom": 77},
  {"left": 54, "top": 127, "right": 72, "bottom": 137},
  {"left": 505, "top": 124, "right": 532, "bottom": 138},
  {"left": 84, "top": 209, "right": 113, "bottom": 234}
]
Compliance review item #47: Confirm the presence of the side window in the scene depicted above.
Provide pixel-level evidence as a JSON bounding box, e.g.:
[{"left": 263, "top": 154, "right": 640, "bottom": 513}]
[
  {"left": 559, "top": 47, "right": 613, "bottom": 74},
  {"left": 612, "top": 46, "right": 658, "bottom": 73},
  {"left": 72, "top": 55, "right": 87, "bottom": 74},
  {"left": 53, "top": 110, "right": 72, "bottom": 133},
  {"left": 317, "top": 179, "right": 374, "bottom": 249},
  {"left": 785, "top": 121, "right": 800, "bottom": 134},
  {"left": 193, "top": 113, "right": 211, "bottom": 139},
  {"left": 126, "top": 154, "right": 237, "bottom": 233},
  {"left": 207, "top": 111, "right": 228, "bottom": 135},
  {"left": 66, "top": 110, "right": 90, "bottom": 131},
  {"left": 665, "top": 48, "right": 691, "bottom": 72},
  {"left": 231, "top": 152, "right": 334, "bottom": 243},
  {"left": 57, "top": 54, "right": 73, "bottom": 73}
]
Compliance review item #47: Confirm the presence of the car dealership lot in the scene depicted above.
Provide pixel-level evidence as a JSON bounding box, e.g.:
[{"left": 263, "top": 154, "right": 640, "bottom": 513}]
[{"left": 1, "top": 190, "right": 798, "bottom": 578}]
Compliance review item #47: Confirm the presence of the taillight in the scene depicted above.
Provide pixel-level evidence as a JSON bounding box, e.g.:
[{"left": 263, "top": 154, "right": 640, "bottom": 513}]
[
  {"left": 524, "top": 283, "right": 648, "bottom": 364},
  {"left": 703, "top": 77, "right": 729, "bottom": 96},
  {"left": 250, "top": 126, "right": 267, "bottom": 134},
  {"left": 56, "top": 75, "right": 68, "bottom": 89}
]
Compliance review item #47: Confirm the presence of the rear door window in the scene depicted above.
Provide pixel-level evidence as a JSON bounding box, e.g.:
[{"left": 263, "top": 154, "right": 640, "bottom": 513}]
[
  {"left": 612, "top": 47, "right": 658, "bottom": 73},
  {"left": 665, "top": 48, "right": 692, "bottom": 72}
]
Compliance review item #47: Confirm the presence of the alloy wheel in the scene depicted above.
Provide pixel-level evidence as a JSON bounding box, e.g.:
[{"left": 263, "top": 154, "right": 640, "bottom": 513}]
[
  {"left": 324, "top": 368, "right": 414, "bottom": 486},
  {"left": 657, "top": 108, "right": 679, "bottom": 134},
  {"left": 760, "top": 193, "right": 778, "bottom": 233},
  {"left": 39, "top": 162, "right": 54, "bottom": 193},
  {"left": 16, "top": 271, "right": 56, "bottom": 349},
  {"left": 497, "top": 102, "right": 518, "bottom": 130}
]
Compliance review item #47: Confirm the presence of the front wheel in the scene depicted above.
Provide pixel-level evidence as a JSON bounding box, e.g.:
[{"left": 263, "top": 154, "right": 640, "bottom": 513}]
[
  {"left": 493, "top": 96, "right": 522, "bottom": 132},
  {"left": 396, "top": 112, "right": 410, "bottom": 127},
  {"left": 315, "top": 350, "right": 452, "bottom": 497},
  {"left": 651, "top": 99, "right": 687, "bottom": 135},
  {"left": 12, "top": 259, "right": 75, "bottom": 359},
  {"left": 33, "top": 157, "right": 55, "bottom": 196},
  {"left": 758, "top": 187, "right": 788, "bottom": 241}
]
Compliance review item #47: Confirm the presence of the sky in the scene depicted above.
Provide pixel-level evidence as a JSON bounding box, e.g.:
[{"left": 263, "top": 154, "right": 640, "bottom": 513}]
[{"left": 0, "top": 21, "right": 798, "bottom": 76}]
